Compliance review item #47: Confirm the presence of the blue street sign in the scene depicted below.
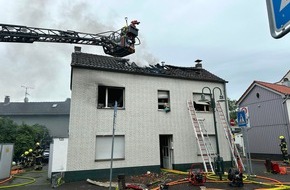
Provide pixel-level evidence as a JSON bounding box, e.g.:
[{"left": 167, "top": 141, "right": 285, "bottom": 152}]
[
  {"left": 237, "top": 111, "right": 247, "bottom": 127},
  {"left": 266, "top": 0, "right": 290, "bottom": 38}
]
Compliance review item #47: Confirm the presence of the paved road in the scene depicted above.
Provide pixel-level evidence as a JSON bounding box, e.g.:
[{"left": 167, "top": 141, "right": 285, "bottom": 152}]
[{"left": 1, "top": 159, "right": 290, "bottom": 190}]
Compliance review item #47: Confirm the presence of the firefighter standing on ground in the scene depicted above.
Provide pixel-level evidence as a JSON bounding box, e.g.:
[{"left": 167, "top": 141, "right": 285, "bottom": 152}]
[
  {"left": 34, "top": 142, "right": 43, "bottom": 170},
  {"left": 279, "top": 136, "right": 290, "bottom": 164}
]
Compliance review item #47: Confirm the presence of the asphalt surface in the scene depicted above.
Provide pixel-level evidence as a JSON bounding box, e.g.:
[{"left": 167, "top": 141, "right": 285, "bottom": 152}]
[{"left": 1, "top": 159, "right": 290, "bottom": 190}]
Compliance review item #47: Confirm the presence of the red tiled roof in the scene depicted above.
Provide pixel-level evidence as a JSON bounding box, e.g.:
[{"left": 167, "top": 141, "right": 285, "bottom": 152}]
[{"left": 256, "top": 81, "right": 290, "bottom": 95}]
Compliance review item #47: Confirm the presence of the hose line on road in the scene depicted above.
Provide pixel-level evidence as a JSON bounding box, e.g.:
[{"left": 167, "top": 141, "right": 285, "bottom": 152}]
[
  {"left": 160, "top": 168, "right": 290, "bottom": 190},
  {"left": 0, "top": 177, "right": 13, "bottom": 185},
  {"left": 0, "top": 175, "right": 36, "bottom": 189}
]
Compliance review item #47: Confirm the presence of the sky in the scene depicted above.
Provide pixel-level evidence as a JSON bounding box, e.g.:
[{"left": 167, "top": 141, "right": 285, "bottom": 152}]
[{"left": 0, "top": 0, "right": 289, "bottom": 102}]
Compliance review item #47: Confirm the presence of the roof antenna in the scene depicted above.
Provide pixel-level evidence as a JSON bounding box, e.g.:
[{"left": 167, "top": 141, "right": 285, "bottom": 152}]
[
  {"left": 21, "top": 85, "right": 33, "bottom": 102},
  {"left": 125, "top": 17, "right": 128, "bottom": 27}
]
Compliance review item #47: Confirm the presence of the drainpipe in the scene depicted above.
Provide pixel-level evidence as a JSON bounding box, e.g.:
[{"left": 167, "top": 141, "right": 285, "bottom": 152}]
[{"left": 222, "top": 83, "right": 230, "bottom": 122}]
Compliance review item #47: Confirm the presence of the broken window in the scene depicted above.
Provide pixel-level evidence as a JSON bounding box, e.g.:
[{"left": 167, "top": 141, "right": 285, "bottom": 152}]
[
  {"left": 98, "top": 86, "right": 124, "bottom": 108},
  {"left": 95, "top": 135, "right": 125, "bottom": 161},
  {"left": 194, "top": 101, "right": 210, "bottom": 111},
  {"left": 192, "top": 94, "right": 212, "bottom": 112},
  {"left": 158, "top": 90, "right": 170, "bottom": 112}
]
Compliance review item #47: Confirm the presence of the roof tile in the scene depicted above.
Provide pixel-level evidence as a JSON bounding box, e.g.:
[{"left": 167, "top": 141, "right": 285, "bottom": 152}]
[
  {"left": 256, "top": 81, "right": 290, "bottom": 95},
  {"left": 0, "top": 99, "right": 70, "bottom": 115},
  {"left": 71, "top": 52, "right": 227, "bottom": 83}
]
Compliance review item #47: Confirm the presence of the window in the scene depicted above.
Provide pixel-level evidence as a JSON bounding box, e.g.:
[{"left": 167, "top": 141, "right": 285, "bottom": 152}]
[
  {"left": 192, "top": 94, "right": 212, "bottom": 112},
  {"left": 98, "top": 86, "right": 124, "bottom": 108},
  {"left": 158, "top": 90, "right": 170, "bottom": 111},
  {"left": 194, "top": 101, "right": 210, "bottom": 111},
  {"left": 95, "top": 135, "right": 125, "bottom": 161}
]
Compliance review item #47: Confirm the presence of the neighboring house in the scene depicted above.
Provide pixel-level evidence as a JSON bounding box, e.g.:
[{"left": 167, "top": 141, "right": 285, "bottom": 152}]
[
  {"left": 276, "top": 70, "right": 290, "bottom": 86},
  {"left": 51, "top": 48, "right": 233, "bottom": 182},
  {"left": 237, "top": 79, "right": 290, "bottom": 159},
  {"left": 0, "top": 96, "right": 70, "bottom": 138}
]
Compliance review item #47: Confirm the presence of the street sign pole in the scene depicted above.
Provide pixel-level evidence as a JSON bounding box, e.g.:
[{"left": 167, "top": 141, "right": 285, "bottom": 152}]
[
  {"left": 237, "top": 110, "right": 253, "bottom": 176},
  {"left": 109, "top": 101, "right": 118, "bottom": 190},
  {"left": 244, "top": 128, "right": 253, "bottom": 175},
  {"left": 266, "top": 0, "right": 290, "bottom": 38}
]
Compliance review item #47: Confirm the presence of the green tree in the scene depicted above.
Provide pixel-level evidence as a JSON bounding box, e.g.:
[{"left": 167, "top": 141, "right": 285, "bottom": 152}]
[
  {"left": 0, "top": 117, "right": 51, "bottom": 161},
  {"left": 0, "top": 117, "right": 17, "bottom": 143},
  {"left": 228, "top": 98, "right": 238, "bottom": 121}
]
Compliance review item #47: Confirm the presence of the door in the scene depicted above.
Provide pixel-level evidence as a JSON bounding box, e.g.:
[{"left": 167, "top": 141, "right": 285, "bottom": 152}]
[{"left": 159, "top": 135, "right": 173, "bottom": 169}]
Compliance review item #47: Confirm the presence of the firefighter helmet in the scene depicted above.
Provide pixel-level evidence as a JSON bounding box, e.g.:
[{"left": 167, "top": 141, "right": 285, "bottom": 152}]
[
  {"left": 29, "top": 149, "right": 33, "bottom": 152},
  {"left": 36, "top": 142, "right": 40, "bottom": 146},
  {"left": 24, "top": 151, "right": 29, "bottom": 155},
  {"left": 279, "top": 136, "right": 285, "bottom": 139}
]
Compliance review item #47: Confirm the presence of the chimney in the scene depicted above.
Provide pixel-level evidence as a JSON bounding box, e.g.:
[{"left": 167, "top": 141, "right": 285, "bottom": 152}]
[
  {"left": 4, "top": 96, "right": 10, "bottom": 104},
  {"left": 195, "top": 59, "right": 202, "bottom": 69},
  {"left": 74, "top": 46, "right": 82, "bottom": 53}
]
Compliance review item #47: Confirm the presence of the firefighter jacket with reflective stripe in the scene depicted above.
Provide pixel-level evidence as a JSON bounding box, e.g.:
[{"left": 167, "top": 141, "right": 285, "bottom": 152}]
[{"left": 280, "top": 141, "right": 287, "bottom": 151}]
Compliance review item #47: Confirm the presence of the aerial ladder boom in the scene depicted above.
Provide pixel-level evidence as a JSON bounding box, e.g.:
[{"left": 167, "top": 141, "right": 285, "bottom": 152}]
[{"left": 0, "top": 19, "right": 140, "bottom": 57}]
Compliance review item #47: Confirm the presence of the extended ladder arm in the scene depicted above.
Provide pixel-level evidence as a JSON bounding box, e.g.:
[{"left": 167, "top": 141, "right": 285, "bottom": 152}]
[{"left": 0, "top": 23, "right": 140, "bottom": 57}]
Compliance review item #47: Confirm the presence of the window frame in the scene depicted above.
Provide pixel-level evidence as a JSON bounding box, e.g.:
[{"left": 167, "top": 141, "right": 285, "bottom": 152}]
[
  {"left": 95, "top": 135, "right": 125, "bottom": 161},
  {"left": 192, "top": 93, "right": 212, "bottom": 112},
  {"left": 194, "top": 101, "right": 210, "bottom": 112},
  {"left": 158, "top": 90, "right": 170, "bottom": 111},
  {"left": 97, "top": 85, "right": 125, "bottom": 109}
]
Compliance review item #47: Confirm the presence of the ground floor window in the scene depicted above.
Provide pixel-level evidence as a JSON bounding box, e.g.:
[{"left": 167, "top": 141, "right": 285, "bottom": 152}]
[
  {"left": 95, "top": 135, "right": 125, "bottom": 161},
  {"left": 98, "top": 86, "right": 125, "bottom": 108},
  {"left": 197, "top": 135, "right": 217, "bottom": 156}
]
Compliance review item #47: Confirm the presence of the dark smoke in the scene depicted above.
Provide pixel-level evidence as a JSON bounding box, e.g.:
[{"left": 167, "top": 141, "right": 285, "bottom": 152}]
[{"left": 0, "top": 0, "right": 159, "bottom": 102}]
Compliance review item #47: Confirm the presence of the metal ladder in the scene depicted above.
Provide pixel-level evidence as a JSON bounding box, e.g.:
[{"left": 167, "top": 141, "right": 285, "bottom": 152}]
[
  {"left": 198, "top": 118, "right": 216, "bottom": 161},
  {"left": 187, "top": 100, "right": 214, "bottom": 173},
  {"left": 216, "top": 102, "right": 245, "bottom": 172}
]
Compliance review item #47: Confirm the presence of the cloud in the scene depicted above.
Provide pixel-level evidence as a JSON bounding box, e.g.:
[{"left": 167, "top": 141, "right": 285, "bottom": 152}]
[{"left": 0, "top": 0, "right": 160, "bottom": 102}]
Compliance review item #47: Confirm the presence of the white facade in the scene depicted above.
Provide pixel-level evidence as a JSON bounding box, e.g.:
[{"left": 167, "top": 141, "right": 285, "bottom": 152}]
[
  {"left": 65, "top": 68, "right": 231, "bottom": 173},
  {"left": 0, "top": 144, "right": 14, "bottom": 180},
  {"left": 48, "top": 138, "right": 68, "bottom": 178}
]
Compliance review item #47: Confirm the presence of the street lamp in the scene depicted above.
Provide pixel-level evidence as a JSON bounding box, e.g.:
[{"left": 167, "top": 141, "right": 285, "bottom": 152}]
[{"left": 200, "top": 86, "right": 224, "bottom": 179}]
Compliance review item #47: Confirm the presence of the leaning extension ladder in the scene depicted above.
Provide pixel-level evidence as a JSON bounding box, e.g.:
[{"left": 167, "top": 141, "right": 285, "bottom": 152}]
[
  {"left": 198, "top": 118, "right": 216, "bottom": 162},
  {"left": 216, "top": 102, "right": 245, "bottom": 172},
  {"left": 187, "top": 100, "right": 215, "bottom": 173}
]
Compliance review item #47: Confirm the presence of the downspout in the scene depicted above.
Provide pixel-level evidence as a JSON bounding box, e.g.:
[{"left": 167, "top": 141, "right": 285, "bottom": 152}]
[{"left": 223, "top": 82, "right": 230, "bottom": 122}]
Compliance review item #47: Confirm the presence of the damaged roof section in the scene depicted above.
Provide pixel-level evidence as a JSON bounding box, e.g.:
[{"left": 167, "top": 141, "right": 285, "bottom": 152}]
[{"left": 71, "top": 52, "right": 227, "bottom": 83}]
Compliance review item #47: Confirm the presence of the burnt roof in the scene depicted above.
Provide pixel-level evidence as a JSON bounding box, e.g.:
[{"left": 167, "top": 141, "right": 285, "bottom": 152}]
[
  {"left": 71, "top": 52, "right": 227, "bottom": 83},
  {"left": 0, "top": 99, "right": 70, "bottom": 116}
]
